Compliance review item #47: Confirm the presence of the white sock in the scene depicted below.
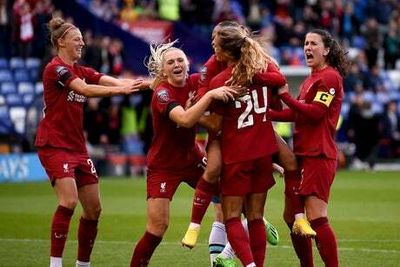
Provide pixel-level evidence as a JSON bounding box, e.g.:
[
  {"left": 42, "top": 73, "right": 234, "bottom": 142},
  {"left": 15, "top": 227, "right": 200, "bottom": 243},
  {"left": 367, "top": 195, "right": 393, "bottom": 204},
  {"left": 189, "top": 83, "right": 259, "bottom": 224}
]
[
  {"left": 246, "top": 263, "right": 256, "bottom": 267},
  {"left": 208, "top": 221, "right": 227, "bottom": 266},
  {"left": 189, "top": 222, "right": 201, "bottom": 229},
  {"left": 76, "top": 260, "right": 90, "bottom": 267},
  {"left": 50, "top": 256, "right": 62, "bottom": 267},
  {"left": 294, "top": 213, "right": 305, "bottom": 220}
]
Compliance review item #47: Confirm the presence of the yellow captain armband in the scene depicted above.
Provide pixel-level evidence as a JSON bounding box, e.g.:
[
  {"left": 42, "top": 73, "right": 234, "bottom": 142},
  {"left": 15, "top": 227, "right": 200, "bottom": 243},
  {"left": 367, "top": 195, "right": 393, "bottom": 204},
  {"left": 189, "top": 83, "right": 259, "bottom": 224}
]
[{"left": 313, "top": 91, "right": 334, "bottom": 107}]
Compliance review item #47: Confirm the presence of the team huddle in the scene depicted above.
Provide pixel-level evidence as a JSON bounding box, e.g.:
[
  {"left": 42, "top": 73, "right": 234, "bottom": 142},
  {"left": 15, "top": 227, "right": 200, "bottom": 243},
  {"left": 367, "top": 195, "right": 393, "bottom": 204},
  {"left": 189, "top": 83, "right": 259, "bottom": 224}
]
[{"left": 36, "top": 17, "right": 350, "bottom": 267}]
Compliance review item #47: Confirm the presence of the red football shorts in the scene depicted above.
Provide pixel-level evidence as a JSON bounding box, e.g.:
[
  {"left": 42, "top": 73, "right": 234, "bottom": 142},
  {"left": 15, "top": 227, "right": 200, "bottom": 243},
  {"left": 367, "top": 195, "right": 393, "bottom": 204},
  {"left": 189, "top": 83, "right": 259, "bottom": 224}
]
[
  {"left": 146, "top": 161, "right": 204, "bottom": 200},
  {"left": 298, "top": 156, "right": 337, "bottom": 203},
  {"left": 37, "top": 146, "right": 98, "bottom": 187},
  {"left": 221, "top": 155, "right": 275, "bottom": 196}
]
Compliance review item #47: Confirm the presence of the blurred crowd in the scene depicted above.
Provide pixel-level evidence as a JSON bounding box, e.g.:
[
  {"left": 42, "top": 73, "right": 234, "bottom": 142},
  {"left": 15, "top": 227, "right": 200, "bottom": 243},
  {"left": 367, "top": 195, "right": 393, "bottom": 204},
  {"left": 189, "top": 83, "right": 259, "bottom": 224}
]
[{"left": 1, "top": 0, "right": 400, "bottom": 170}]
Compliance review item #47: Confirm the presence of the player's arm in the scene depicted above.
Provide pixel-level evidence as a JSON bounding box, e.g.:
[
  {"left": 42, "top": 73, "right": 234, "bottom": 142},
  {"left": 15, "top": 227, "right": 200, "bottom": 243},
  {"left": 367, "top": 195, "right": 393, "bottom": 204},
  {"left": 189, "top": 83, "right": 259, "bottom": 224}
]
[
  {"left": 98, "top": 75, "right": 152, "bottom": 90},
  {"left": 268, "top": 108, "right": 295, "bottom": 122},
  {"left": 278, "top": 84, "right": 327, "bottom": 122},
  {"left": 253, "top": 63, "right": 287, "bottom": 88},
  {"left": 169, "top": 86, "right": 236, "bottom": 128},
  {"left": 69, "top": 77, "right": 140, "bottom": 97}
]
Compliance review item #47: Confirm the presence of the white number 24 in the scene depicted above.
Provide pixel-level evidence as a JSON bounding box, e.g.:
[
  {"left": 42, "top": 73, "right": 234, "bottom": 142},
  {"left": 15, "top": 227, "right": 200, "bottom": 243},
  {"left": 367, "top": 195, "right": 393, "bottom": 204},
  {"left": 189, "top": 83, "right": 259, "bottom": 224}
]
[{"left": 235, "top": 86, "right": 268, "bottom": 129}]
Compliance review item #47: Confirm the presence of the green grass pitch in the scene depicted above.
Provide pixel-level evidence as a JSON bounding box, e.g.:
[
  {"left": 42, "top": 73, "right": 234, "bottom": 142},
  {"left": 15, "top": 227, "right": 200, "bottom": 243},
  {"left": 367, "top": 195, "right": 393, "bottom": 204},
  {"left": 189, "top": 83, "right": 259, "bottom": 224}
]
[{"left": 0, "top": 170, "right": 399, "bottom": 266}]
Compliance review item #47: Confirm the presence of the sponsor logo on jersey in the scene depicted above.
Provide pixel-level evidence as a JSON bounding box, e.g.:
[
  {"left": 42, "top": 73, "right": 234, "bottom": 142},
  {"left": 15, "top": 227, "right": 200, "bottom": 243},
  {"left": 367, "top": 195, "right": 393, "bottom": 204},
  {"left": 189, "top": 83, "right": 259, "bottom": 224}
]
[
  {"left": 157, "top": 89, "right": 170, "bottom": 103},
  {"left": 67, "top": 90, "right": 86, "bottom": 103}
]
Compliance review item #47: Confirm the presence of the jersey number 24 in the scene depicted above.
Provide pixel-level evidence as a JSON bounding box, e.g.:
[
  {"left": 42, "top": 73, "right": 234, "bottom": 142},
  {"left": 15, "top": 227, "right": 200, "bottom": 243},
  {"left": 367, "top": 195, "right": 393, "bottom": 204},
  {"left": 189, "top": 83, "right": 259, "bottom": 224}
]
[{"left": 235, "top": 86, "right": 268, "bottom": 129}]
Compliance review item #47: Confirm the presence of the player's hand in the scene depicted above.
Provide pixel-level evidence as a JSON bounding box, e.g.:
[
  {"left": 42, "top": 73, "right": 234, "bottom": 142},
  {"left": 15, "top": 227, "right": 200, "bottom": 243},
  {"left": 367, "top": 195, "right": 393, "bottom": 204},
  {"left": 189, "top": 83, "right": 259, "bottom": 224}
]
[
  {"left": 185, "top": 91, "right": 197, "bottom": 109},
  {"left": 209, "top": 86, "right": 239, "bottom": 102},
  {"left": 278, "top": 83, "right": 289, "bottom": 95},
  {"left": 272, "top": 163, "right": 284, "bottom": 177}
]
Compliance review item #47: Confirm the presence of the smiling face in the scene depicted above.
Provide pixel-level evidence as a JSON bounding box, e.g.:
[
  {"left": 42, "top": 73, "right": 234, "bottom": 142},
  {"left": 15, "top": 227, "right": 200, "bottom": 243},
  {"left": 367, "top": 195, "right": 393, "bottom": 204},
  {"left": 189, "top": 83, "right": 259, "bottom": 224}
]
[
  {"left": 58, "top": 28, "right": 85, "bottom": 62},
  {"left": 162, "top": 48, "right": 189, "bottom": 87},
  {"left": 304, "top": 32, "right": 329, "bottom": 71}
]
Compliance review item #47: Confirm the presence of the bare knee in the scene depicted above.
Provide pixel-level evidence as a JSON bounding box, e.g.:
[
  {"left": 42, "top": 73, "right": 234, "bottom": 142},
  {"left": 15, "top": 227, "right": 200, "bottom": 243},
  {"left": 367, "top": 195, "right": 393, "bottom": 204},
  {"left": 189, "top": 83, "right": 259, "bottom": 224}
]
[
  {"left": 83, "top": 204, "right": 102, "bottom": 220},
  {"left": 204, "top": 165, "right": 221, "bottom": 183},
  {"left": 59, "top": 197, "right": 78, "bottom": 210},
  {"left": 147, "top": 220, "right": 169, "bottom": 237}
]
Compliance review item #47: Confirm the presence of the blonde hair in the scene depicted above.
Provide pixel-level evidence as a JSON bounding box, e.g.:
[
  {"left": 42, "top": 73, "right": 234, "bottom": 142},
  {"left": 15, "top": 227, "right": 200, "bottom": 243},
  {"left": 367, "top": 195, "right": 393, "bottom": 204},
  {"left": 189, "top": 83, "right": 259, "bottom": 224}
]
[
  {"left": 215, "top": 25, "right": 279, "bottom": 86},
  {"left": 145, "top": 39, "right": 188, "bottom": 88},
  {"left": 48, "top": 17, "right": 77, "bottom": 48}
]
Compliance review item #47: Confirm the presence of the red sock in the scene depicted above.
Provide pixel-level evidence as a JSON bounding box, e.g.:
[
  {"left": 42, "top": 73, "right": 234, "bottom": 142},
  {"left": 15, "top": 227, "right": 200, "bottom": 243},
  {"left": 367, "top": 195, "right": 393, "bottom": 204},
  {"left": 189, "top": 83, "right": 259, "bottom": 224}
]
[
  {"left": 77, "top": 217, "right": 98, "bottom": 262},
  {"left": 50, "top": 205, "right": 74, "bottom": 257},
  {"left": 225, "top": 217, "right": 253, "bottom": 266},
  {"left": 191, "top": 178, "right": 218, "bottom": 224},
  {"left": 288, "top": 223, "right": 314, "bottom": 267},
  {"left": 284, "top": 170, "right": 304, "bottom": 214},
  {"left": 310, "top": 217, "right": 339, "bottom": 267},
  {"left": 248, "top": 219, "right": 266, "bottom": 267},
  {"left": 130, "top": 231, "right": 162, "bottom": 267}
]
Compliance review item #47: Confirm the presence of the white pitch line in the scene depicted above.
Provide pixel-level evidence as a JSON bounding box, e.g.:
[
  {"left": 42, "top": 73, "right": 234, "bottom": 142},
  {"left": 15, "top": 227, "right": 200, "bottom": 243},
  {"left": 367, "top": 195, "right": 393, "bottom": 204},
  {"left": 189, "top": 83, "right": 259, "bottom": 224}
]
[{"left": 0, "top": 238, "right": 399, "bottom": 254}]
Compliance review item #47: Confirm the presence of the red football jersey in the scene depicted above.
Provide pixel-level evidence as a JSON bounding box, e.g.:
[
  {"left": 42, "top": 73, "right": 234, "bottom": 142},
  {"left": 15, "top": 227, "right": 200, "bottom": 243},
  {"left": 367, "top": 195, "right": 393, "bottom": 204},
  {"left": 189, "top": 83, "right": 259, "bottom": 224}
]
[
  {"left": 35, "top": 56, "right": 103, "bottom": 152},
  {"left": 293, "top": 66, "right": 343, "bottom": 159},
  {"left": 197, "top": 55, "right": 227, "bottom": 98},
  {"left": 212, "top": 66, "right": 283, "bottom": 164},
  {"left": 146, "top": 75, "right": 204, "bottom": 174}
]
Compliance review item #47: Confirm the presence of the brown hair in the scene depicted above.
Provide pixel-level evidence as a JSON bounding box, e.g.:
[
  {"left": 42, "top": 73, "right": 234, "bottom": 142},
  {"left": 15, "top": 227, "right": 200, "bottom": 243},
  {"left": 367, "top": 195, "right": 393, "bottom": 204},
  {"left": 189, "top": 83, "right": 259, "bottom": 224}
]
[
  {"left": 309, "top": 29, "right": 350, "bottom": 76},
  {"left": 48, "top": 17, "right": 77, "bottom": 48},
  {"left": 215, "top": 25, "right": 278, "bottom": 86}
]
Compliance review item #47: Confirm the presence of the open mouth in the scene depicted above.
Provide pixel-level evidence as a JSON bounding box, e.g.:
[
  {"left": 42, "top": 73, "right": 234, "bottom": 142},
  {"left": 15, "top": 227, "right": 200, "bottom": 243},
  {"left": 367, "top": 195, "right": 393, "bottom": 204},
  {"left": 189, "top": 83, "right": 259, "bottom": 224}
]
[
  {"left": 306, "top": 53, "right": 313, "bottom": 60},
  {"left": 173, "top": 68, "right": 183, "bottom": 75}
]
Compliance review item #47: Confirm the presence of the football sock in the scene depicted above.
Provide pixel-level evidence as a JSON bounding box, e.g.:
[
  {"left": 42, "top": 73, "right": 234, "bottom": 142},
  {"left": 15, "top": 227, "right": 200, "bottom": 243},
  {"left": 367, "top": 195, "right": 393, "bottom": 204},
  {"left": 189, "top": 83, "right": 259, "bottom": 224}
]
[
  {"left": 225, "top": 217, "right": 254, "bottom": 266},
  {"left": 219, "top": 240, "right": 236, "bottom": 259},
  {"left": 284, "top": 170, "right": 304, "bottom": 215},
  {"left": 130, "top": 231, "right": 162, "bottom": 267},
  {"left": 191, "top": 178, "right": 218, "bottom": 224},
  {"left": 288, "top": 222, "right": 314, "bottom": 267},
  {"left": 248, "top": 218, "right": 267, "bottom": 267},
  {"left": 218, "top": 218, "right": 250, "bottom": 260},
  {"left": 208, "top": 221, "right": 227, "bottom": 265},
  {"left": 76, "top": 260, "right": 90, "bottom": 267},
  {"left": 310, "top": 217, "right": 339, "bottom": 267},
  {"left": 77, "top": 217, "right": 98, "bottom": 263},
  {"left": 50, "top": 256, "right": 62, "bottom": 267},
  {"left": 51, "top": 205, "right": 74, "bottom": 258}
]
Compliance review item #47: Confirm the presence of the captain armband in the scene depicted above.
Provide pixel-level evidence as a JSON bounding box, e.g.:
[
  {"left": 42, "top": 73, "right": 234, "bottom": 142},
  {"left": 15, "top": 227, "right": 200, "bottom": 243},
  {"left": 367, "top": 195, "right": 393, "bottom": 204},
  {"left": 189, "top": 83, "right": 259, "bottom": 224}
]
[{"left": 313, "top": 90, "right": 334, "bottom": 107}]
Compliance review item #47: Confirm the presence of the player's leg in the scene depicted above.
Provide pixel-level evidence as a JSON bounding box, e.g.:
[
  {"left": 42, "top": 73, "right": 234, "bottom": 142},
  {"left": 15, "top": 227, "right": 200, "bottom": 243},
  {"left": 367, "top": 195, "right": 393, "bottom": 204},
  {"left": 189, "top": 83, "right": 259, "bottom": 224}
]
[
  {"left": 276, "top": 133, "right": 316, "bottom": 237},
  {"left": 223, "top": 195, "right": 255, "bottom": 267},
  {"left": 130, "top": 198, "right": 170, "bottom": 267},
  {"left": 208, "top": 200, "right": 227, "bottom": 266},
  {"left": 75, "top": 157, "right": 102, "bottom": 267},
  {"left": 76, "top": 183, "right": 101, "bottom": 267},
  {"left": 38, "top": 148, "right": 79, "bottom": 267},
  {"left": 50, "top": 178, "right": 79, "bottom": 267},
  {"left": 304, "top": 157, "right": 338, "bottom": 267},
  {"left": 182, "top": 140, "right": 221, "bottom": 248},
  {"left": 307, "top": 196, "right": 338, "bottom": 267}
]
